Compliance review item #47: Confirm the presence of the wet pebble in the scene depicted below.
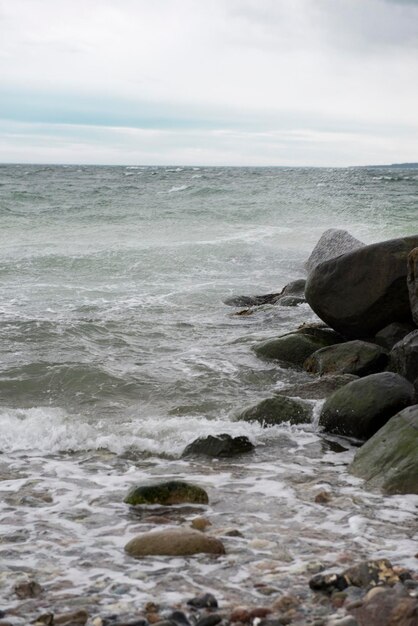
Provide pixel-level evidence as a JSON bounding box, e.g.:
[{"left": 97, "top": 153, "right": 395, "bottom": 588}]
[
  {"left": 187, "top": 593, "right": 218, "bottom": 609},
  {"left": 194, "top": 615, "right": 222, "bottom": 626}
]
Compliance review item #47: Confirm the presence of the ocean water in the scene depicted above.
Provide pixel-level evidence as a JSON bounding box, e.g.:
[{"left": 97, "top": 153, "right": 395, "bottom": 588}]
[{"left": 0, "top": 164, "right": 417, "bottom": 619}]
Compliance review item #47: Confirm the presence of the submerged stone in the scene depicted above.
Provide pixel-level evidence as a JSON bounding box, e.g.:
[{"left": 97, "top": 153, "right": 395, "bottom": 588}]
[
  {"left": 182, "top": 434, "right": 254, "bottom": 457},
  {"left": 237, "top": 395, "right": 311, "bottom": 426},
  {"left": 124, "top": 480, "right": 209, "bottom": 506},
  {"left": 279, "top": 374, "right": 358, "bottom": 400}
]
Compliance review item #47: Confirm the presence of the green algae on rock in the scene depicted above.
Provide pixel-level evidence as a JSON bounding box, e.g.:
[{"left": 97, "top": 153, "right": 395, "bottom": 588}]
[
  {"left": 254, "top": 328, "right": 342, "bottom": 367},
  {"left": 304, "top": 340, "right": 388, "bottom": 377},
  {"left": 350, "top": 405, "right": 418, "bottom": 495},
  {"left": 319, "top": 372, "right": 415, "bottom": 440},
  {"left": 124, "top": 480, "right": 209, "bottom": 506}
]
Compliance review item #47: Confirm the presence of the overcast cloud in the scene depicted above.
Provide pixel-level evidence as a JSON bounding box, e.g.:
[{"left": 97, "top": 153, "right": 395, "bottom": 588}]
[{"left": 0, "top": 0, "right": 417, "bottom": 165}]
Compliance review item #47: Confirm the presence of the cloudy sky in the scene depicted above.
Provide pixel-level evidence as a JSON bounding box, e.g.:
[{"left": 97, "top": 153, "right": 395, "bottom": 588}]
[{"left": 0, "top": 0, "right": 417, "bottom": 166}]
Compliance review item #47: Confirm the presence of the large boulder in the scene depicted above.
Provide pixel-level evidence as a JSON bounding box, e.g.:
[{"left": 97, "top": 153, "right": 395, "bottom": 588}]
[
  {"left": 305, "top": 229, "right": 365, "bottom": 274},
  {"left": 389, "top": 330, "right": 418, "bottom": 390},
  {"left": 223, "top": 279, "right": 306, "bottom": 308},
  {"left": 182, "top": 434, "right": 254, "bottom": 457},
  {"left": 350, "top": 405, "right": 418, "bottom": 495},
  {"left": 279, "top": 374, "right": 358, "bottom": 400},
  {"left": 125, "top": 528, "right": 225, "bottom": 557},
  {"left": 305, "top": 235, "right": 418, "bottom": 338},
  {"left": 236, "top": 395, "right": 311, "bottom": 426},
  {"left": 254, "top": 327, "right": 343, "bottom": 367},
  {"left": 124, "top": 481, "right": 209, "bottom": 506},
  {"left": 319, "top": 372, "right": 415, "bottom": 440},
  {"left": 304, "top": 340, "right": 388, "bottom": 377},
  {"left": 407, "top": 247, "right": 418, "bottom": 325}
]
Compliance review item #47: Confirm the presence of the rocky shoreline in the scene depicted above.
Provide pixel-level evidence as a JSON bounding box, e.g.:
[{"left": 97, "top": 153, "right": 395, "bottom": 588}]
[{"left": 2, "top": 230, "right": 418, "bottom": 626}]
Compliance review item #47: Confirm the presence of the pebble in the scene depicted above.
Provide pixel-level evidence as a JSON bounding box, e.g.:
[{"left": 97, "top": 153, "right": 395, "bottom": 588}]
[
  {"left": 314, "top": 491, "right": 332, "bottom": 504},
  {"left": 187, "top": 593, "right": 218, "bottom": 609},
  {"left": 272, "top": 595, "right": 300, "bottom": 612},
  {"left": 190, "top": 517, "right": 212, "bottom": 532},
  {"left": 195, "top": 615, "right": 222, "bottom": 626},
  {"left": 54, "top": 609, "right": 89, "bottom": 625},
  {"left": 169, "top": 611, "right": 191, "bottom": 626},
  {"left": 326, "top": 616, "right": 359, "bottom": 626},
  {"left": 230, "top": 607, "right": 250, "bottom": 623}
]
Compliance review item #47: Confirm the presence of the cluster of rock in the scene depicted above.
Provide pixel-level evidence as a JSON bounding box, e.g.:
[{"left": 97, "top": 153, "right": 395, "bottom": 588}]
[
  {"left": 224, "top": 230, "right": 418, "bottom": 495},
  {"left": 15, "top": 556, "right": 418, "bottom": 626}
]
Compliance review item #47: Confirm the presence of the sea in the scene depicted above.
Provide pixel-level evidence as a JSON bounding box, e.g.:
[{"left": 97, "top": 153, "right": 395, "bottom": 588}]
[{"left": 0, "top": 164, "right": 417, "bottom": 619}]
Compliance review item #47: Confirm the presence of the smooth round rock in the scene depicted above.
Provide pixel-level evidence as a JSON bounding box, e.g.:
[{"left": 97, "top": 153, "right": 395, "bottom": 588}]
[
  {"left": 254, "top": 328, "right": 342, "bottom": 367},
  {"left": 304, "top": 340, "right": 388, "bottom": 377},
  {"left": 305, "top": 235, "right": 418, "bottom": 338},
  {"left": 125, "top": 528, "right": 225, "bottom": 557},
  {"left": 319, "top": 372, "right": 415, "bottom": 440},
  {"left": 237, "top": 395, "right": 311, "bottom": 426},
  {"left": 124, "top": 480, "right": 209, "bottom": 506}
]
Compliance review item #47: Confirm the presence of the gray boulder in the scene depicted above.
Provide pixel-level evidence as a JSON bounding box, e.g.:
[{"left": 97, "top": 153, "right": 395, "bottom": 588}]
[
  {"left": 304, "top": 340, "right": 388, "bottom": 377},
  {"left": 182, "top": 434, "right": 254, "bottom": 457},
  {"left": 350, "top": 405, "right": 418, "bottom": 494},
  {"left": 223, "top": 279, "right": 306, "bottom": 307},
  {"left": 319, "top": 372, "right": 415, "bottom": 440},
  {"left": 305, "top": 235, "right": 418, "bottom": 338},
  {"left": 389, "top": 330, "right": 418, "bottom": 391},
  {"left": 279, "top": 374, "right": 358, "bottom": 400},
  {"left": 407, "top": 247, "right": 418, "bottom": 325},
  {"left": 125, "top": 529, "right": 226, "bottom": 557},
  {"left": 305, "top": 229, "right": 365, "bottom": 274},
  {"left": 236, "top": 395, "right": 311, "bottom": 426},
  {"left": 254, "top": 327, "right": 343, "bottom": 367}
]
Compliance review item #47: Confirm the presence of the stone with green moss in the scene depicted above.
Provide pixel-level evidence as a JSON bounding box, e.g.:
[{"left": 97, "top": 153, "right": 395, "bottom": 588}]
[
  {"left": 237, "top": 395, "right": 311, "bottom": 426},
  {"left": 124, "top": 480, "right": 209, "bottom": 506},
  {"left": 254, "top": 329, "right": 342, "bottom": 367},
  {"left": 349, "top": 404, "right": 418, "bottom": 494}
]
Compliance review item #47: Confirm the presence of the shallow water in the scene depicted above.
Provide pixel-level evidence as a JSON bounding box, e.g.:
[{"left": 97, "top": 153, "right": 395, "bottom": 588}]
[{"left": 0, "top": 164, "right": 417, "bottom": 620}]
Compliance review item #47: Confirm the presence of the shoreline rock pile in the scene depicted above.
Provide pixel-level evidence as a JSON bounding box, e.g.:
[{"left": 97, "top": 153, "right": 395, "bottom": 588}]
[{"left": 225, "top": 229, "right": 418, "bottom": 496}]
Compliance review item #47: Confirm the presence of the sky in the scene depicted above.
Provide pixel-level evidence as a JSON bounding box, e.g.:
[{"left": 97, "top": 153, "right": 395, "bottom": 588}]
[{"left": 0, "top": 0, "right": 417, "bottom": 166}]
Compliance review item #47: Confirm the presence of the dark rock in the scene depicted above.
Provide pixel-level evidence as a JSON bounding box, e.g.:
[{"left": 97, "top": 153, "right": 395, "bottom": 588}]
[
  {"left": 304, "top": 340, "right": 388, "bottom": 377},
  {"left": 125, "top": 529, "right": 225, "bottom": 557},
  {"left": 195, "top": 616, "right": 222, "bottom": 626},
  {"left": 187, "top": 593, "right": 218, "bottom": 609},
  {"left": 182, "top": 434, "right": 254, "bottom": 457},
  {"left": 279, "top": 374, "right": 358, "bottom": 399},
  {"left": 350, "top": 405, "right": 418, "bottom": 494},
  {"left": 408, "top": 247, "right": 418, "bottom": 325},
  {"left": 319, "top": 372, "right": 415, "bottom": 440},
  {"left": 124, "top": 481, "right": 209, "bottom": 506},
  {"left": 350, "top": 586, "right": 418, "bottom": 626},
  {"left": 305, "top": 235, "right": 418, "bottom": 338},
  {"left": 254, "top": 327, "right": 343, "bottom": 367},
  {"left": 236, "top": 395, "right": 311, "bottom": 426},
  {"left": 224, "top": 279, "right": 305, "bottom": 307},
  {"left": 374, "top": 322, "right": 416, "bottom": 350},
  {"left": 389, "top": 330, "right": 418, "bottom": 390},
  {"left": 169, "top": 611, "right": 191, "bottom": 626},
  {"left": 309, "top": 573, "right": 349, "bottom": 593}
]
